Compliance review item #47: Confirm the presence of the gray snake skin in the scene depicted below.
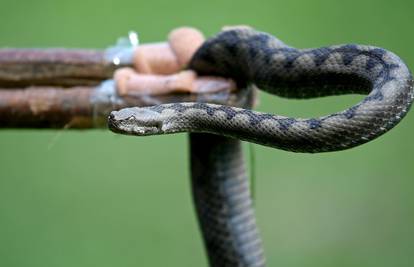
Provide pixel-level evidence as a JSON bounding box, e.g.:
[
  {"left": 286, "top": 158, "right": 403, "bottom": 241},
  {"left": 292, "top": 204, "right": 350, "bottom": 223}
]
[{"left": 108, "top": 28, "right": 413, "bottom": 266}]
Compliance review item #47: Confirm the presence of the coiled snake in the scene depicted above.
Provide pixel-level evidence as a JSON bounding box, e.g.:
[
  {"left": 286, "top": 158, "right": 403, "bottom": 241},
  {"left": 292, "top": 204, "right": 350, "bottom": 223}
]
[{"left": 108, "top": 28, "right": 413, "bottom": 266}]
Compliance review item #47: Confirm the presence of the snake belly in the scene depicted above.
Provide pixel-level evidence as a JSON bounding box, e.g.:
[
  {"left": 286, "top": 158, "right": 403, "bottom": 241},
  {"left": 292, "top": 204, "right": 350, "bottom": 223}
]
[{"left": 108, "top": 28, "right": 413, "bottom": 267}]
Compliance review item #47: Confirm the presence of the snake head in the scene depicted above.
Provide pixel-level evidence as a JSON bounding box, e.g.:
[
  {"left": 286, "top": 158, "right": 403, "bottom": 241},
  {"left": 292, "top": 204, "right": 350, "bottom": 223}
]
[{"left": 108, "top": 107, "right": 164, "bottom": 136}]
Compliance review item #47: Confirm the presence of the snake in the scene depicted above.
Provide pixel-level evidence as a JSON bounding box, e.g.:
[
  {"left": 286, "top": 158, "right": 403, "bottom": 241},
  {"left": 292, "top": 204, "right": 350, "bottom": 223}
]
[{"left": 107, "top": 28, "right": 413, "bottom": 266}]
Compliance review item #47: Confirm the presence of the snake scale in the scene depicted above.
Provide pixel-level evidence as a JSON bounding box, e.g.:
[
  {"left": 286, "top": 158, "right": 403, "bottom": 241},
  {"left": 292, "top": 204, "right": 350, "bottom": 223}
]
[{"left": 108, "top": 28, "right": 413, "bottom": 266}]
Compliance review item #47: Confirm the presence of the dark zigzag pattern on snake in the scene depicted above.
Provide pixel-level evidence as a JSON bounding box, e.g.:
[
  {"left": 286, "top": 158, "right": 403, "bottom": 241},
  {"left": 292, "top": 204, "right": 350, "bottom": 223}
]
[{"left": 148, "top": 103, "right": 320, "bottom": 129}]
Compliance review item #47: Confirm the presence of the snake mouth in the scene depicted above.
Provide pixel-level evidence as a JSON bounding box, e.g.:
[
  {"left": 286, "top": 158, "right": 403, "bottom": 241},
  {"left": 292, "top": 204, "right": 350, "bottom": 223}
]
[{"left": 108, "top": 108, "right": 164, "bottom": 136}]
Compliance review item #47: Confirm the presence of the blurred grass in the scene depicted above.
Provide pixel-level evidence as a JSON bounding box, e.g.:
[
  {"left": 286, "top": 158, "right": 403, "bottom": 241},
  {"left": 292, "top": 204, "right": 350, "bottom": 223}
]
[{"left": 0, "top": 0, "right": 413, "bottom": 266}]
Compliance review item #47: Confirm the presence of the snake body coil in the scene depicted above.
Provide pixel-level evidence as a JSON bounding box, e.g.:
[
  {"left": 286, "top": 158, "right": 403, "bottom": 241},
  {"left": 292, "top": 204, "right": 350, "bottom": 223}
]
[{"left": 109, "top": 28, "right": 413, "bottom": 266}]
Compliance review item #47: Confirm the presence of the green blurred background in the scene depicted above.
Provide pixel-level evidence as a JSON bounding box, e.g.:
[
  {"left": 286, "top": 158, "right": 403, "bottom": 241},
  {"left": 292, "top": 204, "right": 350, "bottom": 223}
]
[{"left": 0, "top": 0, "right": 413, "bottom": 266}]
